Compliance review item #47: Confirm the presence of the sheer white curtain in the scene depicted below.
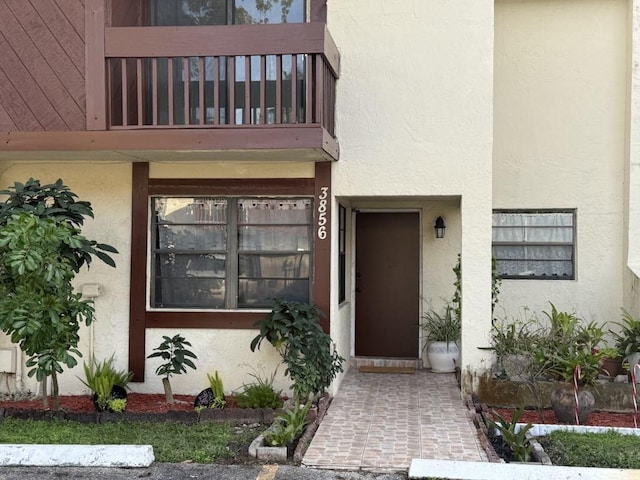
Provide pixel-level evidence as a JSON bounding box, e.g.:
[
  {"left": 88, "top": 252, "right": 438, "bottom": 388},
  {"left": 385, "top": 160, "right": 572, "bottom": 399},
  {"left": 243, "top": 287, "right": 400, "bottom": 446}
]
[{"left": 492, "top": 212, "right": 574, "bottom": 278}]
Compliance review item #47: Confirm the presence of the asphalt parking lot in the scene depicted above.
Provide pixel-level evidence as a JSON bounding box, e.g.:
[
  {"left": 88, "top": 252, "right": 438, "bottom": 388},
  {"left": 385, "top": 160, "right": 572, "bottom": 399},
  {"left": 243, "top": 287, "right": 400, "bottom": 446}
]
[{"left": 0, "top": 464, "right": 408, "bottom": 480}]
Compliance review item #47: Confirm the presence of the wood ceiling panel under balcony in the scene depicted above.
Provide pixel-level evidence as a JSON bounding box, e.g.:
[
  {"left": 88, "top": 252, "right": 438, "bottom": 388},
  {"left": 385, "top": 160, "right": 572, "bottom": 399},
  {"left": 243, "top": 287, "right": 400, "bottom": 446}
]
[{"left": 0, "top": 0, "right": 86, "bottom": 131}]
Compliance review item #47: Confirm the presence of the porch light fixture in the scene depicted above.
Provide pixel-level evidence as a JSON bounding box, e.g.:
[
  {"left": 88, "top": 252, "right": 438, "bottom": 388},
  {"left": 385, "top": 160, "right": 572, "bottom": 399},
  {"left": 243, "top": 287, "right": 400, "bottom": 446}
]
[{"left": 434, "top": 216, "right": 446, "bottom": 239}]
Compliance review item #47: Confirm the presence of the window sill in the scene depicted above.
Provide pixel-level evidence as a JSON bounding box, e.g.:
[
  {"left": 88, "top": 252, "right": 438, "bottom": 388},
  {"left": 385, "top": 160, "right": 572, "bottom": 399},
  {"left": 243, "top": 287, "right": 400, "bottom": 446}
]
[{"left": 146, "top": 310, "right": 266, "bottom": 329}]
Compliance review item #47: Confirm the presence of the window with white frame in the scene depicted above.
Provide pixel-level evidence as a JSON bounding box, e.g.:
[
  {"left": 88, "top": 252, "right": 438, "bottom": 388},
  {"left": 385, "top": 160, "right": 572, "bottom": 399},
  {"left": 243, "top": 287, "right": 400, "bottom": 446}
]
[
  {"left": 492, "top": 210, "right": 575, "bottom": 279},
  {"left": 151, "top": 197, "right": 313, "bottom": 309}
]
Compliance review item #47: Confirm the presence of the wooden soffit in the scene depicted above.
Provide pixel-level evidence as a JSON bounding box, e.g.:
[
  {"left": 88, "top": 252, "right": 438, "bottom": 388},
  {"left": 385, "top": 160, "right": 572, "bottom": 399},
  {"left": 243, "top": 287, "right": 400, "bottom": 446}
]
[{"left": 0, "top": 127, "right": 339, "bottom": 162}]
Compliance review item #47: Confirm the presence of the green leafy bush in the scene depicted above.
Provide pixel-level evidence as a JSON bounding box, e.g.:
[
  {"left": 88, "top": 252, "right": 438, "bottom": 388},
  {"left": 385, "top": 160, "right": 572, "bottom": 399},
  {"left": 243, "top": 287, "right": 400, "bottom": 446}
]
[
  {"left": 611, "top": 308, "right": 640, "bottom": 359},
  {"left": 251, "top": 298, "right": 344, "bottom": 402},
  {"left": 235, "top": 368, "right": 283, "bottom": 409},
  {"left": 541, "top": 430, "right": 640, "bottom": 469},
  {"left": 263, "top": 400, "right": 312, "bottom": 447},
  {"left": 0, "top": 179, "right": 117, "bottom": 409},
  {"left": 534, "top": 303, "right": 604, "bottom": 386}
]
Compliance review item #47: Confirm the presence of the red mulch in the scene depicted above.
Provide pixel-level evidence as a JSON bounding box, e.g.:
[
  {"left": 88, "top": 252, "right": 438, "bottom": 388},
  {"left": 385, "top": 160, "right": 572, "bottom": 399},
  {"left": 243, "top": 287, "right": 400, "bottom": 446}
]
[
  {"left": 492, "top": 407, "right": 640, "bottom": 429},
  {"left": 0, "top": 394, "right": 198, "bottom": 414}
]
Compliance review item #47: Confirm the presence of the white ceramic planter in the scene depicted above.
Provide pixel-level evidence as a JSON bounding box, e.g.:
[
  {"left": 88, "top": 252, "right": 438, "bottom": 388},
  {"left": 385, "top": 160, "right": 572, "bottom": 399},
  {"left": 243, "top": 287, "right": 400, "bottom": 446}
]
[{"left": 426, "top": 341, "right": 460, "bottom": 373}]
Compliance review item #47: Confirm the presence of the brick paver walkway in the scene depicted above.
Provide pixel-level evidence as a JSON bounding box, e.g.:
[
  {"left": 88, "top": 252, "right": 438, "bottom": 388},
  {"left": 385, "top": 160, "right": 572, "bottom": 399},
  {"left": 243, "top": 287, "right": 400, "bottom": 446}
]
[{"left": 303, "top": 368, "right": 488, "bottom": 471}]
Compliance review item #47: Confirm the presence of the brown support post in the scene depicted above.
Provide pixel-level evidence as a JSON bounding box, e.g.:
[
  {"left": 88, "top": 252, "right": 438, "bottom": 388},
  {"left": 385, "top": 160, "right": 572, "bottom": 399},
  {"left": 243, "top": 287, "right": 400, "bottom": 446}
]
[
  {"left": 85, "top": 0, "right": 107, "bottom": 130},
  {"left": 314, "top": 162, "right": 331, "bottom": 333},
  {"left": 129, "top": 162, "right": 149, "bottom": 381}
]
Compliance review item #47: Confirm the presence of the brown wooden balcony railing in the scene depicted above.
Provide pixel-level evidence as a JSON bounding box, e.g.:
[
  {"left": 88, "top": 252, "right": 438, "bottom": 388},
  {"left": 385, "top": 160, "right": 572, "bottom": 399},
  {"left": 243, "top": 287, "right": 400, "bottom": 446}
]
[{"left": 103, "top": 24, "right": 338, "bottom": 137}]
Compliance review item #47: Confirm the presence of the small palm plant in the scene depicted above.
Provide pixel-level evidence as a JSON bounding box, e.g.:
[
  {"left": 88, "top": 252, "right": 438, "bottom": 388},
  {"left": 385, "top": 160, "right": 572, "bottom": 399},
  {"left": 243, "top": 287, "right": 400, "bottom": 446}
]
[{"left": 147, "top": 334, "right": 197, "bottom": 403}]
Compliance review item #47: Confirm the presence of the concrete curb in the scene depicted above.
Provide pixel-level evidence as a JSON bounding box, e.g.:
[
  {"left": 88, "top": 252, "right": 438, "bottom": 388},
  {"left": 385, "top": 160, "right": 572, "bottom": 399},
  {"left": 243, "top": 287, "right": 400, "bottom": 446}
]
[
  {"left": 0, "top": 445, "right": 154, "bottom": 467},
  {"left": 409, "top": 459, "right": 640, "bottom": 480}
]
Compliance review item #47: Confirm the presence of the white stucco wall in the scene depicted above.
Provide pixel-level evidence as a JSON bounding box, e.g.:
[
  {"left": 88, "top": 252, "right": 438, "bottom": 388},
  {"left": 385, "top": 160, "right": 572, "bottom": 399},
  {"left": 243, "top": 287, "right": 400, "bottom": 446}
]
[
  {"left": 0, "top": 161, "right": 315, "bottom": 396},
  {"left": 0, "top": 162, "right": 132, "bottom": 395},
  {"left": 625, "top": 0, "right": 640, "bottom": 319},
  {"left": 493, "top": 0, "right": 628, "bottom": 327},
  {"left": 328, "top": 0, "right": 495, "bottom": 377}
]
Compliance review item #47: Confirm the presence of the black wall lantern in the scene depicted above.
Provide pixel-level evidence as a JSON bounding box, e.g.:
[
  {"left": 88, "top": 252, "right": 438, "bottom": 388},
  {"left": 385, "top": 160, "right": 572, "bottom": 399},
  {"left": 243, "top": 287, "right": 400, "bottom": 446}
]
[{"left": 434, "top": 216, "right": 446, "bottom": 239}]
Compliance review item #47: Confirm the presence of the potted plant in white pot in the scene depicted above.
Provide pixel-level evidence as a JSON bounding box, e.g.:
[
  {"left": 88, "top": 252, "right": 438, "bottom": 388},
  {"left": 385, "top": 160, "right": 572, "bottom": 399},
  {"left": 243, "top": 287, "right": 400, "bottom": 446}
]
[{"left": 421, "top": 303, "right": 460, "bottom": 373}]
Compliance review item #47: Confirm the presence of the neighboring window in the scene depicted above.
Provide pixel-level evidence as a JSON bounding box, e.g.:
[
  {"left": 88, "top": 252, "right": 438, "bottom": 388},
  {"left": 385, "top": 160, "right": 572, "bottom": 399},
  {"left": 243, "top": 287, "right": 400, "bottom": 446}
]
[
  {"left": 148, "top": 0, "right": 305, "bottom": 26},
  {"left": 492, "top": 210, "right": 575, "bottom": 279},
  {"left": 151, "top": 197, "right": 313, "bottom": 309},
  {"left": 338, "top": 204, "right": 346, "bottom": 303}
]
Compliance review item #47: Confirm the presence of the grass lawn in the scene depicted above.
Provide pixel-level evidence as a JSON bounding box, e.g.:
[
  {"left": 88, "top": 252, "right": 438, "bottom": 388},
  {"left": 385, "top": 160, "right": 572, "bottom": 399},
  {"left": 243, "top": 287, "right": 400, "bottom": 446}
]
[
  {"left": 540, "top": 430, "right": 640, "bottom": 469},
  {"left": 0, "top": 418, "right": 265, "bottom": 463}
]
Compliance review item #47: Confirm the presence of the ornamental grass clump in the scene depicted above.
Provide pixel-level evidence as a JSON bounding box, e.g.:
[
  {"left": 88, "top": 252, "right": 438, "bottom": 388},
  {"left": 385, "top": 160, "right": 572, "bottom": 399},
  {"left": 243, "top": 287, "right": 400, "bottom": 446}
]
[{"left": 234, "top": 367, "right": 283, "bottom": 409}]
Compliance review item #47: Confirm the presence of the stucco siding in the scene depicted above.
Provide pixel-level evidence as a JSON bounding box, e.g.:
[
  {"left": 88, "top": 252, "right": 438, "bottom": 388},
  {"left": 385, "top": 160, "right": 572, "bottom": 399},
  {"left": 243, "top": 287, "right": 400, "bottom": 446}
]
[
  {"left": 328, "top": 0, "right": 495, "bottom": 376},
  {"left": 626, "top": 0, "right": 640, "bottom": 317},
  {"left": 0, "top": 161, "right": 313, "bottom": 396},
  {"left": 0, "top": 161, "right": 131, "bottom": 394},
  {"left": 494, "top": 0, "right": 628, "bottom": 324}
]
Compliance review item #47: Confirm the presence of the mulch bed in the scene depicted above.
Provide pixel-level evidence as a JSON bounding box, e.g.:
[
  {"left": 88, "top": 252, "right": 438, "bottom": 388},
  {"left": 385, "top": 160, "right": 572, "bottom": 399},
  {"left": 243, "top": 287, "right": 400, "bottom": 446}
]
[
  {"left": 0, "top": 393, "right": 196, "bottom": 414},
  {"left": 0, "top": 393, "right": 279, "bottom": 426},
  {"left": 491, "top": 407, "right": 640, "bottom": 429},
  {"left": 468, "top": 396, "right": 640, "bottom": 464}
]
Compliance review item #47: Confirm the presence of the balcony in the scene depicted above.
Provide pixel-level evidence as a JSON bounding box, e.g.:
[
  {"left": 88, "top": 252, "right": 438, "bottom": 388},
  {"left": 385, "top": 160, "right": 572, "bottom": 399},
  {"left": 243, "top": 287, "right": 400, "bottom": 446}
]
[{"left": 87, "top": 23, "right": 339, "bottom": 162}]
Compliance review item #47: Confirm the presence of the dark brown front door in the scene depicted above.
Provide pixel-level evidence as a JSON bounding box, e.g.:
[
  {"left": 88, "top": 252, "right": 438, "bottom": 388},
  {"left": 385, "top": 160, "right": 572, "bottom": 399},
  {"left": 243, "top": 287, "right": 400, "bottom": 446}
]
[{"left": 355, "top": 212, "right": 420, "bottom": 357}]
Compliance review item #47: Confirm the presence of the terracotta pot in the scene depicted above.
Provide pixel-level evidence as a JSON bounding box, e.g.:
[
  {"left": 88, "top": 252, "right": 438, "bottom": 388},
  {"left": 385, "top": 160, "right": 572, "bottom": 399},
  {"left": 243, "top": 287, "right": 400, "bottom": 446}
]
[{"left": 550, "top": 382, "right": 595, "bottom": 425}]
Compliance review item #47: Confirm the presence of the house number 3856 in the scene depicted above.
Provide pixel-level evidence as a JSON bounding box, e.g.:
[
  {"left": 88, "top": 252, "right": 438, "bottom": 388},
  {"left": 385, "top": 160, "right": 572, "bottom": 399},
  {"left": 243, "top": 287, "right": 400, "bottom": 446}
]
[{"left": 317, "top": 186, "right": 329, "bottom": 240}]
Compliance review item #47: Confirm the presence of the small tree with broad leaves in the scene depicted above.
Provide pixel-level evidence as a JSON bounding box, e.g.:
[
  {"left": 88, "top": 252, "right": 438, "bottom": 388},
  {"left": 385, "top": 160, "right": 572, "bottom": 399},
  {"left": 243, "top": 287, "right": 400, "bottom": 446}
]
[
  {"left": 0, "top": 178, "right": 117, "bottom": 409},
  {"left": 147, "top": 334, "right": 197, "bottom": 403}
]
